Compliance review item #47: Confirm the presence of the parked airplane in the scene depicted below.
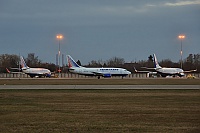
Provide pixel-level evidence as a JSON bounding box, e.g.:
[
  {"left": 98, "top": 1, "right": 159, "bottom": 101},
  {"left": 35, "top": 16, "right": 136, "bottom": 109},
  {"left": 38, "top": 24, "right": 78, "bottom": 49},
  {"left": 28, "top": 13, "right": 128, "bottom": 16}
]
[
  {"left": 20, "top": 56, "right": 51, "bottom": 78},
  {"left": 67, "top": 55, "right": 131, "bottom": 79},
  {"left": 7, "top": 56, "right": 51, "bottom": 78},
  {"left": 138, "top": 54, "right": 197, "bottom": 77},
  {"left": 153, "top": 54, "right": 185, "bottom": 77}
]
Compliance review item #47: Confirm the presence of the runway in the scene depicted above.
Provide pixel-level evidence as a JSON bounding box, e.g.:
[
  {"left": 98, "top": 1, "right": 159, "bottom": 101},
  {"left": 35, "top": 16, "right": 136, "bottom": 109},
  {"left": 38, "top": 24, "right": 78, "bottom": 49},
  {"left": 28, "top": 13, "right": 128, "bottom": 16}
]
[{"left": 0, "top": 85, "right": 200, "bottom": 89}]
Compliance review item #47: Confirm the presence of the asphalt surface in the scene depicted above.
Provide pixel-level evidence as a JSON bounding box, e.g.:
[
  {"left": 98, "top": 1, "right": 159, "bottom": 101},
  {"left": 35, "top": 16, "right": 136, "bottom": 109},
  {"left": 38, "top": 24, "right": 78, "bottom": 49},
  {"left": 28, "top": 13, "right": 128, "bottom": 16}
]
[{"left": 0, "top": 85, "right": 200, "bottom": 89}]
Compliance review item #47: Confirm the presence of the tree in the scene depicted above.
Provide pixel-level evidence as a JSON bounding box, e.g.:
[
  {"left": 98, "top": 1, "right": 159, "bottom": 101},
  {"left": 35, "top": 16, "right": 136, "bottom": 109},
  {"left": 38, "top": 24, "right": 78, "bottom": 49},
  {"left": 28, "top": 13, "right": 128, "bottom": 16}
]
[
  {"left": 193, "top": 54, "right": 200, "bottom": 72},
  {"left": 194, "top": 54, "right": 200, "bottom": 66},
  {"left": 160, "top": 59, "right": 173, "bottom": 67},
  {"left": 147, "top": 55, "right": 154, "bottom": 67},
  {"left": 106, "top": 57, "right": 125, "bottom": 67},
  {"left": 148, "top": 55, "right": 153, "bottom": 62},
  {"left": 0, "top": 54, "right": 19, "bottom": 72},
  {"left": 88, "top": 60, "right": 100, "bottom": 67},
  {"left": 25, "top": 53, "right": 41, "bottom": 67},
  {"left": 183, "top": 54, "right": 200, "bottom": 70},
  {"left": 184, "top": 54, "right": 194, "bottom": 70}
]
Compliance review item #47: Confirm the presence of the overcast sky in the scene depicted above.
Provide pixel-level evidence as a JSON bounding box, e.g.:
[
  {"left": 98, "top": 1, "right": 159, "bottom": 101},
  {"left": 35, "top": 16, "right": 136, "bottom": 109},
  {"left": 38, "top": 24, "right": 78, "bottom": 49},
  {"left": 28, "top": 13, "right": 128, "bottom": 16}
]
[{"left": 0, "top": 0, "right": 200, "bottom": 65}]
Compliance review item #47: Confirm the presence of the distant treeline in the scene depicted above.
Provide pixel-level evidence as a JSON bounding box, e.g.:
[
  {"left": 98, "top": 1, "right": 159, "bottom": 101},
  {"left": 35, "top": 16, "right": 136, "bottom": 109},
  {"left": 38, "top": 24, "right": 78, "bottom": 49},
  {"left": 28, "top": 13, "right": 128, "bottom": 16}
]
[{"left": 0, "top": 53, "right": 200, "bottom": 73}]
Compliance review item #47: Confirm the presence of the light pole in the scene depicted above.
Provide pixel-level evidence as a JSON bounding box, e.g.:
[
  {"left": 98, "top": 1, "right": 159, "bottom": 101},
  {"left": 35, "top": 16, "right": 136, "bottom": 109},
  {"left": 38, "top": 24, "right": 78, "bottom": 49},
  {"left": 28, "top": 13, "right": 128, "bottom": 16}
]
[
  {"left": 56, "top": 34, "right": 63, "bottom": 77},
  {"left": 178, "top": 35, "right": 185, "bottom": 69}
]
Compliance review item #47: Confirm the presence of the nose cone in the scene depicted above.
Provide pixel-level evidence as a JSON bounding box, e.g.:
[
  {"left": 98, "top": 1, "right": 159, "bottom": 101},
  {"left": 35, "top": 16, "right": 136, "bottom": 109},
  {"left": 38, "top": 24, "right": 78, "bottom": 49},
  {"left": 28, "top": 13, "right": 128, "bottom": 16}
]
[{"left": 127, "top": 71, "right": 131, "bottom": 74}]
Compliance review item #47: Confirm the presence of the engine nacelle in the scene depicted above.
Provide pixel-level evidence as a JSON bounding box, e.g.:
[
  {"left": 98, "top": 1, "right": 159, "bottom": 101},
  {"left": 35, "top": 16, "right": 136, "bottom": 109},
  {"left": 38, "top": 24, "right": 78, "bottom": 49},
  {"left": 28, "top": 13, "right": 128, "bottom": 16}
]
[
  {"left": 46, "top": 73, "right": 51, "bottom": 78},
  {"left": 178, "top": 72, "right": 185, "bottom": 77},
  {"left": 103, "top": 73, "right": 112, "bottom": 78}
]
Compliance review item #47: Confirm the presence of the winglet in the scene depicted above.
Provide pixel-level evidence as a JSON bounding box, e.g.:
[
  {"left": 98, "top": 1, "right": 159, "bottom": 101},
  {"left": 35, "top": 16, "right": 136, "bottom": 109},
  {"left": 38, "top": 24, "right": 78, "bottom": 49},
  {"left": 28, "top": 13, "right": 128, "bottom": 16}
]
[{"left": 67, "top": 55, "right": 80, "bottom": 68}]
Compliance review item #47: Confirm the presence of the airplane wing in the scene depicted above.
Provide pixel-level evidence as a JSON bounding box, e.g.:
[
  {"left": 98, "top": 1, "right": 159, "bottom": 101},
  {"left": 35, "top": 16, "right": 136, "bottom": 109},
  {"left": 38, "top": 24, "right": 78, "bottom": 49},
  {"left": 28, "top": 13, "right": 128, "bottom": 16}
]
[
  {"left": 141, "top": 67, "right": 163, "bottom": 72},
  {"left": 134, "top": 67, "right": 157, "bottom": 73},
  {"left": 134, "top": 67, "right": 157, "bottom": 75},
  {"left": 6, "top": 68, "right": 22, "bottom": 74},
  {"left": 10, "top": 68, "right": 20, "bottom": 70},
  {"left": 92, "top": 71, "right": 105, "bottom": 76},
  {"left": 141, "top": 67, "right": 156, "bottom": 70},
  {"left": 38, "top": 73, "right": 45, "bottom": 75},
  {"left": 92, "top": 71, "right": 112, "bottom": 77},
  {"left": 134, "top": 67, "right": 150, "bottom": 73},
  {"left": 35, "top": 72, "right": 51, "bottom": 75},
  {"left": 183, "top": 69, "right": 197, "bottom": 73},
  {"left": 68, "top": 68, "right": 75, "bottom": 70}
]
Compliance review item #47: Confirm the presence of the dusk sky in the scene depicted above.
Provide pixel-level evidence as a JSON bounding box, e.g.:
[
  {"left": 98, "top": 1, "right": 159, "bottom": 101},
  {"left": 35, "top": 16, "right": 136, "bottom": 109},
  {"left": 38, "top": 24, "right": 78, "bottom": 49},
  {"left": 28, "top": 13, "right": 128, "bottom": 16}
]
[{"left": 0, "top": 0, "right": 199, "bottom": 65}]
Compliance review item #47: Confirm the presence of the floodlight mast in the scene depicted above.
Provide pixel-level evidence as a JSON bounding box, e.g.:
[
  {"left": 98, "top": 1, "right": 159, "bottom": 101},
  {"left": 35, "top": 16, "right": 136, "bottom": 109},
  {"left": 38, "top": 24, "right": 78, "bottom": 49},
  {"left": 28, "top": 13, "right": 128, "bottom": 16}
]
[
  {"left": 56, "top": 34, "right": 63, "bottom": 77},
  {"left": 178, "top": 35, "right": 185, "bottom": 69}
]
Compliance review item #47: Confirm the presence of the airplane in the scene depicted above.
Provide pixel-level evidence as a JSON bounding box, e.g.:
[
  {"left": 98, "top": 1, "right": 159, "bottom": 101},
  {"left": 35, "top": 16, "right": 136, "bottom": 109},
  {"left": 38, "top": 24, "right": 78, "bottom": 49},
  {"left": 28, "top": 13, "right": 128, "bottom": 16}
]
[
  {"left": 67, "top": 55, "right": 131, "bottom": 79},
  {"left": 20, "top": 56, "right": 52, "bottom": 78},
  {"left": 7, "top": 56, "right": 51, "bottom": 78},
  {"left": 152, "top": 54, "right": 185, "bottom": 77},
  {"left": 137, "top": 54, "right": 197, "bottom": 77}
]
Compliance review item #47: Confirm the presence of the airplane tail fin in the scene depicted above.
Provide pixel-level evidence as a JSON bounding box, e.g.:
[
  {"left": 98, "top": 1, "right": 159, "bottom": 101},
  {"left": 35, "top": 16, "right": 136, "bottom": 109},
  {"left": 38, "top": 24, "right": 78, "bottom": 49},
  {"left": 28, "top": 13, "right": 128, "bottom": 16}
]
[
  {"left": 67, "top": 55, "right": 80, "bottom": 68},
  {"left": 20, "top": 56, "right": 29, "bottom": 69},
  {"left": 6, "top": 68, "right": 11, "bottom": 73},
  {"left": 153, "top": 54, "right": 162, "bottom": 69},
  {"left": 133, "top": 67, "right": 138, "bottom": 72}
]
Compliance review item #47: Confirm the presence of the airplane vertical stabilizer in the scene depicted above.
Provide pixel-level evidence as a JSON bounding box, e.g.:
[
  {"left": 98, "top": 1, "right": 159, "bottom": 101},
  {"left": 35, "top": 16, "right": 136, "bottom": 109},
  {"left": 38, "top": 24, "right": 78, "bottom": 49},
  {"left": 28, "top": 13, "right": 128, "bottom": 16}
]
[
  {"left": 20, "top": 56, "right": 29, "bottom": 69},
  {"left": 153, "top": 54, "right": 162, "bottom": 69},
  {"left": 67, "top": 55, "right": 80, "bottom": 68}
]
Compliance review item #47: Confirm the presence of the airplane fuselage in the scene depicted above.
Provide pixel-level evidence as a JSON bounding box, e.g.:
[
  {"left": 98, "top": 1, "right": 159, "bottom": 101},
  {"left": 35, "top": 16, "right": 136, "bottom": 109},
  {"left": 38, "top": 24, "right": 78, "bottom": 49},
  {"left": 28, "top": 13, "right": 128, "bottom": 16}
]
[
  {"left": 156, "top": 67, "right": 184, "bottom": 77},
  {"left": 69, "top": 67, "right": 131, "bottom": 77},
  {"left": 22, "top": 68, "right": 51, "bottom": 78}
]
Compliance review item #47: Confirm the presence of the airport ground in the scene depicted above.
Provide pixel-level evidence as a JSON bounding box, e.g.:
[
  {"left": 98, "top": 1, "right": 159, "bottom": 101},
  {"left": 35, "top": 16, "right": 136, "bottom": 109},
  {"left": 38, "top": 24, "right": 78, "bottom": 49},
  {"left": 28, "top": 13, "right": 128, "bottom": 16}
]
[
  {"left": 0, "top": 77, "right": 200, "bottom": 85},
  {"left": 0, "top": 76, "right": 200, "bottom": 132},
  {"left": 0, "top": 89, "right": 200, "bottom": 132}
]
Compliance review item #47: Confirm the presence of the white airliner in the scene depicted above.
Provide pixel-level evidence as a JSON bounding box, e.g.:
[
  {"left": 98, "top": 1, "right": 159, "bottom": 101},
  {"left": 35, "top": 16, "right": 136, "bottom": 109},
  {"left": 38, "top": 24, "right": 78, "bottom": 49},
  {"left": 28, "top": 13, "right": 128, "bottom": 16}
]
[
  {"left": 152, "top": 54, "right": 185, "bottom": 77},
  {"left": 143, "top": 54, "right": 196, "bottom": 77},
  {"left": 7, "top": 56, "right": 51, "bottom": 78},
  {"left": 20, "top": 56, "right": 51, "bottom": 78},
  {"left": 67, "top": 55, "right": 131, "bottom": 79}
]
